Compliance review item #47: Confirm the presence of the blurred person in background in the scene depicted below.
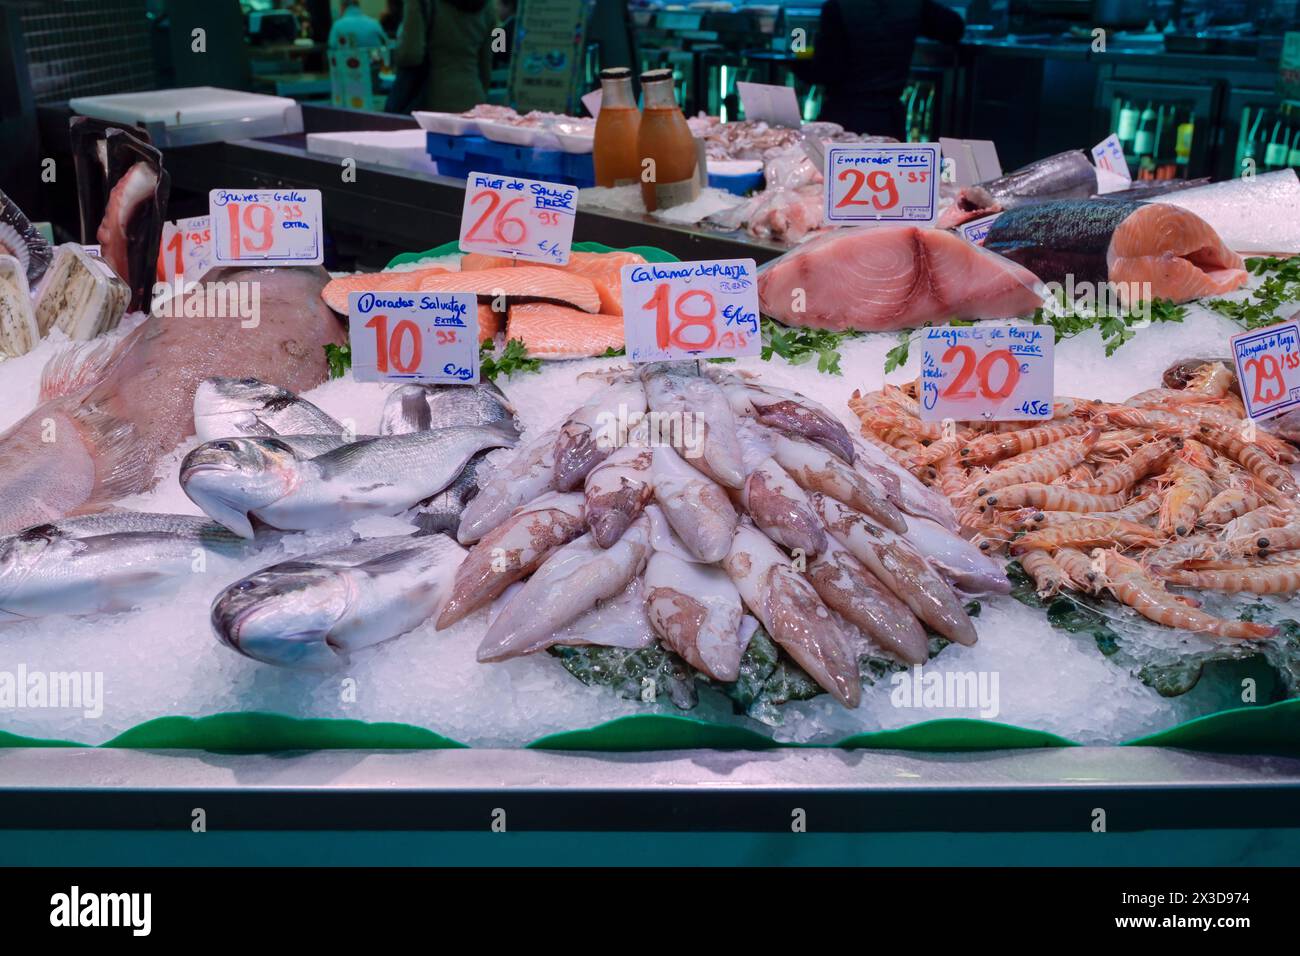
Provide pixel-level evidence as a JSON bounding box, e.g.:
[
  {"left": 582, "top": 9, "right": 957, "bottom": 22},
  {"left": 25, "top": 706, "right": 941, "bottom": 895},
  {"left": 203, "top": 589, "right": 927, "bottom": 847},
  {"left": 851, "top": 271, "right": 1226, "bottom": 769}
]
[
  {"left": 493, "top": 0, "right": 517, "bottom": 72},
  {"left": 328, "top": 0, "right": 389, "bottom": 47},
  {"left": 386, "top": 0, "right": 494, "bottom": 112},
  {"left": 793, "top": 0, "right": 964, "bottom": 139}
]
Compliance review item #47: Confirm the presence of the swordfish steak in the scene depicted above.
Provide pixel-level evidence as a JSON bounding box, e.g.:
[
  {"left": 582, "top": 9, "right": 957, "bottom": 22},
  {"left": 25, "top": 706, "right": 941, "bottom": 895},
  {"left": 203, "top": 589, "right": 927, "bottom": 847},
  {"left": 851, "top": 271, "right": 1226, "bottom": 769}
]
[
  {"left": 983, "top": 200, "right": 1248, "bottom": 305},
  {"left": 757, "top": 225, "right": 1043, "bottom": 332},
  {"left": 0, "top": 266, "right": 344, "bottom": 534}
]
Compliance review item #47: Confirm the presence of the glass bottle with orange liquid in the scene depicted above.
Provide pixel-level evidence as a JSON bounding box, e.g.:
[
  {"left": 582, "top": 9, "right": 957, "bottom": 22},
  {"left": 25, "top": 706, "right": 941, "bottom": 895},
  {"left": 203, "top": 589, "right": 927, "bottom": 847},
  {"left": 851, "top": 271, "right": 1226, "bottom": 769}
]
[
  {"left": 637, "top": 68, "right": 699, "bottom": 212},
  {"left": 593, "top": 67, "right": 641, "bottom": 188}
]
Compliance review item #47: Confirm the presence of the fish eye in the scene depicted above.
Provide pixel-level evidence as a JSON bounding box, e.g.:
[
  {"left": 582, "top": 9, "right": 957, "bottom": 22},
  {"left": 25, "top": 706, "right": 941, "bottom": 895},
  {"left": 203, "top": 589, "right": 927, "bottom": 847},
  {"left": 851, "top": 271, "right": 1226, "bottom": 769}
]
[
  {"left": 238, "top": 377, "right": 259, "bottom": 386},
  {"left": 212, "top": 440, "right": 237, "bottom": 452},
  {"left": 232, "top": 580, "right": 257, "bottom": 592}
]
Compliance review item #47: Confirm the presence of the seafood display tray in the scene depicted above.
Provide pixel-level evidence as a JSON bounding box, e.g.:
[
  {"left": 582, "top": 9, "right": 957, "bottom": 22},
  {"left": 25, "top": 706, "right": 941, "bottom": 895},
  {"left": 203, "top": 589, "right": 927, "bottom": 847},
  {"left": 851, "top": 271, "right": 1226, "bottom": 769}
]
[
  {"left": 2, "top": 747, "right": 1299, "bottom": 859},
  {"left": 69, "top": 87, "right": 304, "bottom": 148}
]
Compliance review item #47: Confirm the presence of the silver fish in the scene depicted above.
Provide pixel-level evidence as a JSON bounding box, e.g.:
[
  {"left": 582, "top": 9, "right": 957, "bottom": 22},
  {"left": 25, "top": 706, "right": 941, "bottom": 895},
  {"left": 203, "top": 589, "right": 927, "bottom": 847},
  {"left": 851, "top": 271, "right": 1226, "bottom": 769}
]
[
  {"left": 458, "top": 425, "right": 559, "bottom": 544},
  {"left": 210, "top": 532, "right": 465, "bottom": 669},
  {"left": 437, "top": 491, "right": 587, "bottom": 628},
  {"left": 0, "top": 524, "right": 247, "bottom": 621},
  {"left": 722, "top": 524, "right": 860, "bottom": 707},
  {"left": 379, "top": 380, "right": 520, "bottom": 437},
  {"left": 413, "top": 450, "right": 495, "bottom": 537},
  {"left": 641, "top": 362, "right": 745, "bottom": 488},
  {"left": 180, "top": 424, "right": 516, "bottom": 538},
  {"left": 2, "top": 511, "right": 233, "bottom": 542},
  {"left": 193, "top": 376, "right": 344, "bottom": 442},
  {"left": 644, "top": 551, "right": 746, "bottom": 681},
  {"left": 477, "top": 517, "right": 651, "bottom": 662}
]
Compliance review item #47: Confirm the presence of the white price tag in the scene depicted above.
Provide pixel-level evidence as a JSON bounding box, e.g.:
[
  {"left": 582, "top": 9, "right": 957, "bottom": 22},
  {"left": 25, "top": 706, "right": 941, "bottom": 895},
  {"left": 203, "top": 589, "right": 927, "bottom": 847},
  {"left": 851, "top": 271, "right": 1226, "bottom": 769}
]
[
  {"left": 736, "top": 81, "right": 803, "bottom": 128},
  {"left": 919, "top": 325, "right": 1054, "bottom": 423},
  {"left": 1230, "top": 320, "right": 1300, "bottom": 422},
  {"left": 161, "top": 216, "right": 215, "bottom": 283},
  {"left": 956, "top": 212, "right": 1001, "bottom": 246},
  {"left": 938, "top": 137, "right": 1001, "bottom": 187},
  {"left": 210, "top": 189, "right": 323, "bottom": 266},
  {"left": 824, "top": 143, "right": 940, "bottom": 226},
  {"left": 581, "top": 89, "right": 602, "bottom": 117},
  {"left": 1091, "top": 134, "right": 1131, "bottom": 187},
  {"left": 459, "top": 171, "right": 578, "bottom": 266},
  {"left": 347, "top": 291, "right": 480, "bottom": 384},
  {"left": 620, "top": 259, "right": 760, "bottom": 364}
]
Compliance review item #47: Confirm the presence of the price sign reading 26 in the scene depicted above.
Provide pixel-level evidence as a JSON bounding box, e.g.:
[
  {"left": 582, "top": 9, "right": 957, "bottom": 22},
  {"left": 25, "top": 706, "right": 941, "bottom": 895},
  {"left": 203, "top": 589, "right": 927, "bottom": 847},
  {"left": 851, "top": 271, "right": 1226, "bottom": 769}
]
[
  {"left": 824, "top": 144, "right": 940, "bottom": 227},
  {"left": 347, "top": 291, "right": 479, "bottom": 385},
  {"left": 458, "top": 172, "right": 578, "bottom": 266},
  {"left": 621, "top": 259, "right": 760, "bottom": 363},
  {"left": 209, "top": 189, "right": 323, "bottom": 266},
  {"left": 919, "top": 325, "right": 1054, "bottom": 423},
  {"left": 1230, "top": 321, "right": 1300, "bottom": 422}
]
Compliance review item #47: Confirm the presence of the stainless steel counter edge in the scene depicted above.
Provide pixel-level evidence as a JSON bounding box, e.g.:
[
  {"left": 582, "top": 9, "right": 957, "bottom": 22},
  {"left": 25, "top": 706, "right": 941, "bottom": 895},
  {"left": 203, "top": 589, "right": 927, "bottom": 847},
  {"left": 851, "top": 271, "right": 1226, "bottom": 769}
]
[{"left": 1, "top": 747, "right": 1297, "bottom": 831}]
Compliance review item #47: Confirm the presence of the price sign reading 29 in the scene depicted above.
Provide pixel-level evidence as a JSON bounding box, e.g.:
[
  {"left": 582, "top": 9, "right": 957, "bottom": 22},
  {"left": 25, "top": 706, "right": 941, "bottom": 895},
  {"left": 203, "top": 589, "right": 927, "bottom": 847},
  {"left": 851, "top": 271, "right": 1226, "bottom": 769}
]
[
  {"left": 458, "top": 172, "right": 578, "bottom": 266},
  {"left": 209, "top": 189, "right": 323, "bottom": 266},
  {"left": 918, "top": 325, "right": 1054, "bottom": 423},
  {"left": 823, "top": 144, "right": 940, "bottom": 227},
  {"left": 1230, "top": 321, "right": 1300, "bottom": 422},
  {"left": 347, "top": 291, "right": 479, "bottom": 385},
  {"left": 621, "top": 259, "right": 761, "bottom": 363}
]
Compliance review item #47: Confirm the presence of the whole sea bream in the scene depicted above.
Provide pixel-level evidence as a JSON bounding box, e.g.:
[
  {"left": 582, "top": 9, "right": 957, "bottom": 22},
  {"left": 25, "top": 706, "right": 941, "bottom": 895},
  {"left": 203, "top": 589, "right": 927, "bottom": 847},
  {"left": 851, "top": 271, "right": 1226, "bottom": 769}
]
[{"left": 0, "top": 267, "right": 345, "bottom": 534}]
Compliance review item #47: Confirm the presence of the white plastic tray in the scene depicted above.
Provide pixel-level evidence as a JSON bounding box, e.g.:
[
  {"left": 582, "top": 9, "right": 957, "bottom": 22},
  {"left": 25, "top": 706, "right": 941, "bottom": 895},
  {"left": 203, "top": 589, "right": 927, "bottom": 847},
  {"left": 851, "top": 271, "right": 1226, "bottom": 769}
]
[{"left": 69, "top": 87, "right": 303, "bottom": 147}]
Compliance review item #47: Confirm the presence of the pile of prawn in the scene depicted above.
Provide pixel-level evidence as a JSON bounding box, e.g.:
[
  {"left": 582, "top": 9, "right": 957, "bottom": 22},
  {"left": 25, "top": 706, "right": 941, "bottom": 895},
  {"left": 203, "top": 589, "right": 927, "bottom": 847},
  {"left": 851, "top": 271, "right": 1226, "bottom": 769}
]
[{"left": 850, "top": 360, "right": 1300, "bottom": 642}]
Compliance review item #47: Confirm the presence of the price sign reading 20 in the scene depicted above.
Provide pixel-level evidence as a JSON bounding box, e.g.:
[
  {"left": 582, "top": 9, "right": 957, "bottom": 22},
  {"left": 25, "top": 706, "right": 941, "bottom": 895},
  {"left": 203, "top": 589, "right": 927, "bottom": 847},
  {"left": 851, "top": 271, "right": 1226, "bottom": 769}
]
[
  {"left": 824, "top": 144, "right": 940, "bottom": 227},
  {"left": 918, "top": 325, "right": 1054, "bottom": 423},
  {"left": 458, "top": 172, "right": 578, "bottom": 266},
  {"left": 209, "top": 189, "right": 323, "bottom": 266},
  {"left": 621, "top": 259, "right": 761, "bottom": 364}
]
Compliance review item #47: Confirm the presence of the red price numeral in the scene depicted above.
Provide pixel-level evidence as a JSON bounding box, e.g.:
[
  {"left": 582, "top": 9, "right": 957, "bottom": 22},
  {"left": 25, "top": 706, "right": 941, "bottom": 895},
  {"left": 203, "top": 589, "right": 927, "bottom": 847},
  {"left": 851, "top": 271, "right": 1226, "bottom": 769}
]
[
  {"left": 536, "top": 211, "right": 560, "bottom": 227},
  {"left": 835, "top": 169, "right": 899, "bottom": 210},
  {"left": 644, "top": 283, "right": 718, "bottom": 351},
  {"left": 466, "top": 191, "right": 527, "bottom": 245},
  {"left": 906, "top": 170, "right": 928, "bottom": 183},
  {"left": 161, "top": 229, "right": 183, "bottom": 280},
  {"left": 364, "top": 314, "right": 423, "bottom": 375},
  {"left": 941, "top": 346, "right": 1021, "bottom": 401},
  {"left": 226, "top": 202, "right": 274, "bottom": 258},
  {"left": 1244, "top": 354, "right": 1287, "bottom": 404},
  {"left": 435, "top": 329, "right": 458, "bottom": 346}
]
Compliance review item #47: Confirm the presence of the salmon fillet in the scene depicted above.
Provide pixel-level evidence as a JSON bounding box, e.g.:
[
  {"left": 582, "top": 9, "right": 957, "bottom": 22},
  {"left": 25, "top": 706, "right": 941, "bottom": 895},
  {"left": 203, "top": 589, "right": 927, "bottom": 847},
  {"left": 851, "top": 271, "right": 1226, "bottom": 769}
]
[
  {"left": 459, "top": 250, "right": 645, "bottom": 315},
  {"left": 758, "top": 225, "right": 1043, "bottom": 331},
  {"left": 320, "top": 267, "right": 450, "bottom": 314},
  {"left": 983, "top": 200, "right": 1247, "bottom": 305},
  {"left": 476, "top": 302, "right": 502, "bottom": 343},
  {"left": 419, "top": 266, "right": 600, "bottom": 313},
  {"left": 507, "top": 302, "right": 624, "bottom": 359}
]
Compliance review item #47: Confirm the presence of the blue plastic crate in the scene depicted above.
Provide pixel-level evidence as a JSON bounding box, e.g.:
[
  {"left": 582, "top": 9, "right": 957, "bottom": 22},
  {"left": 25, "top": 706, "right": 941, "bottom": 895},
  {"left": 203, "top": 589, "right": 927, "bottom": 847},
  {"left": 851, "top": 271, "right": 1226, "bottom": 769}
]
[
  {"left": 425, "top": 132, "right": 488, "bottom": 162},
  {"left": 708, "top": 169, "right": 764, "bottom": 196}
]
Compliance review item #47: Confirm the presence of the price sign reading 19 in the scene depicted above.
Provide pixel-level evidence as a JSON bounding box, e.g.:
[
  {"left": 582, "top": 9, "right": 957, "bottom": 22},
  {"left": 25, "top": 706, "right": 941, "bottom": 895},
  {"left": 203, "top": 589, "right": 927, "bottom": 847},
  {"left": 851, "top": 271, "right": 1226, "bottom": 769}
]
[
  {"left": 458, "top": 172, "right": 577, "bottom": 266},
  {"left": 918, "top": 325, "right": 1054, "bottom": 423},
  {"left": 209, "top": 189, "right": 323, "bottom": 266},
  {"left": 1230, "top": 321, "right": 1300, "bottom": 422},
  {"left": 824, "top": 144, "right": 940, "bottom": 227},
  {"left": 347, "top": 291, "right": 479, "bottom": 385},
  {"left": 621, "top": 259, "right": 761, "bottom": 363}
]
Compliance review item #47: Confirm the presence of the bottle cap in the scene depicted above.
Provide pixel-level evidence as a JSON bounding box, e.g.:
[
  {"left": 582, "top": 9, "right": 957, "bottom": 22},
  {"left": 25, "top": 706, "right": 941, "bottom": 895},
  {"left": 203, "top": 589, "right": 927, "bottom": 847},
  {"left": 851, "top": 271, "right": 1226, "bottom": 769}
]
[
  {"left": 640, "top": 68, "right": 673, "bottom": 83},
  {"left": 600, "top": 67, "right": 632, "bottom": 80}
]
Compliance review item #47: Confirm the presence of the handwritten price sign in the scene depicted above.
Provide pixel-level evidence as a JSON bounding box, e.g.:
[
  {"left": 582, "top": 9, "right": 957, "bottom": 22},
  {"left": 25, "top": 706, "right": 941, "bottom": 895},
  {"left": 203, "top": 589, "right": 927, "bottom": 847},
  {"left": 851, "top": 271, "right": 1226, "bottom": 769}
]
[
  {"left": 1231, "top": 320, "right": 1300, "bottom": 422},
  {"left": 347, "top": 291, "right": 479, "bottom": 385},
  {"left": 824, "top": 143, "right": 940, "bottom": 226},
  {"left": 160, "top": 215, "right": 214, "bottom": 283},
  {"left": 459, "top": 172, "right": 578, "bottom": 266},
  {"left": 620, "top": 259, "right": 760, "bottom": 363},
  {"left": 919, "top": 325, "right": 1054, "bottom": 423},
  {"left": 210, "top": 189, "right": 323, "bottom": 266},
  {"left": 956, "top": 212, "right": 1001, "bottom": 246}
]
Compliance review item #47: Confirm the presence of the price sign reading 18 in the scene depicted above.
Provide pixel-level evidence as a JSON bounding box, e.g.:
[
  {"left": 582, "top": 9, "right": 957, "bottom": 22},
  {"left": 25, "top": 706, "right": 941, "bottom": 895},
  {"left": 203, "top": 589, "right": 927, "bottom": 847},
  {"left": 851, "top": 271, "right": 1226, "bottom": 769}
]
[
  {"left": 458, "top": 171, "right": 578, "bottom": 266},
  {"left": 210, "top": 189, "right": 323, "bottom": 266},
  {"left": 919, "top": 325, "right": 1054, "bottom": 423},
  {"left": 620, "top": 259, "right": 760, "bottom": 363},
  {"left": 824, "top": 143, "right": 940, "bottom": 226},
  {"left": 1231, "top": 320, "right": 1300, "bottom": 422},
  {"left": 347, "top": 291, "right": 479, "bottom": 385}
]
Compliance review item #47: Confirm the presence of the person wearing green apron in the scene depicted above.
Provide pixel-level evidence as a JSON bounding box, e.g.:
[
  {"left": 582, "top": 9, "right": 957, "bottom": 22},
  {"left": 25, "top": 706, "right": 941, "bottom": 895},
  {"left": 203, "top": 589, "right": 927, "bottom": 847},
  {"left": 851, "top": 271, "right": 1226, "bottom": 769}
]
[{"left": 387, "top": 0, "right": 496, "bottom": 113}]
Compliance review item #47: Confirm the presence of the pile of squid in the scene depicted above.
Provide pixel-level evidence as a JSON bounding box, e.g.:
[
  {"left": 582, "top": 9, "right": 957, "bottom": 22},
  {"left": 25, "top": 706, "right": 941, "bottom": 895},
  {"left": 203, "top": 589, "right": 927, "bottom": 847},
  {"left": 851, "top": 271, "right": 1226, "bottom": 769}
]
[
  {"left": 849, "top": 359, "right": 1300, "bottom": 642},
  {"left": 446, "top": 361, "right": 1005, "bottom": 709}
]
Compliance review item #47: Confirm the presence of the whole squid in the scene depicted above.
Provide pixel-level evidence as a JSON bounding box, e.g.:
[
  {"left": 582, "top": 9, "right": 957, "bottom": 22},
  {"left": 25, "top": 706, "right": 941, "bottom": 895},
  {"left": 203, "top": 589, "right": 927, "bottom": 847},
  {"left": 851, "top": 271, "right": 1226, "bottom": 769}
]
[
  {"left": 458, "top": 425, "right": 559, "bottom": 543},
  {"left": 553, "top": 377, "right": 647, "bottom": 491},
  {"left": 640, "top": 362, "right": 745, "bottom": 488},
  {"left": 651, "top": 445, "right": 738, "bottom": 563},
  {"left": 644, "top": 551, "right": 747, "bottom": 682}
]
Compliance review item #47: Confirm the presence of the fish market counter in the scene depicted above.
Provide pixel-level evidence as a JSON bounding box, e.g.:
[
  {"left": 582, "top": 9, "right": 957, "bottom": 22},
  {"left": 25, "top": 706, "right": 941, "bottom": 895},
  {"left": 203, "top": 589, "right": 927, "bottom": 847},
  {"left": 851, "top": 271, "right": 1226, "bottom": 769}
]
[{"left": 2, "top": 747, "right": 1299, "bottom": 864}]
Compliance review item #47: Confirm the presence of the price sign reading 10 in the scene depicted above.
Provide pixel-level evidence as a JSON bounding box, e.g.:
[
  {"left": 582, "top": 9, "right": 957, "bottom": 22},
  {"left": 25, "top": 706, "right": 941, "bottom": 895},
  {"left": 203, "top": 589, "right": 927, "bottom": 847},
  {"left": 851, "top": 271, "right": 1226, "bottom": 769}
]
[
  {"left": 347, "top": 291, "right": 479, "bottom": 385},
  {"left": 210, "top": 189, "right": 323, "bottom": 266},
  {"left": 918, "top": 325, "right": 1054, "bottom": 423},
  {"left": 620, "top": 259, "right": 761, "bottom": 364}
]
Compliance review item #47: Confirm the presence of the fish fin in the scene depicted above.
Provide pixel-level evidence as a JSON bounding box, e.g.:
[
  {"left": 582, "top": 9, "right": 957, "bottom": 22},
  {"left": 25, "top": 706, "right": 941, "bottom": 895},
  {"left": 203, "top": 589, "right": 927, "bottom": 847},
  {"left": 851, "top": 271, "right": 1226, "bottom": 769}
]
[
  {"left": 355, "top": 546, "right": 427, "bottom": 573},
  {"left": 38, "top": 333, "right": 132, "bottom": 402},
  {"left": 64, "top": 400, "right": 153, "bottom": 511}
]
